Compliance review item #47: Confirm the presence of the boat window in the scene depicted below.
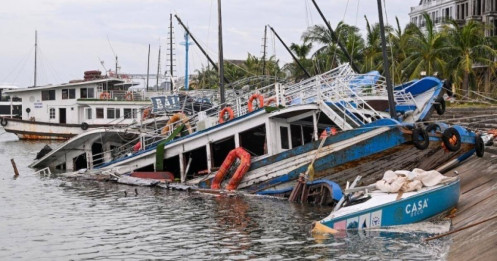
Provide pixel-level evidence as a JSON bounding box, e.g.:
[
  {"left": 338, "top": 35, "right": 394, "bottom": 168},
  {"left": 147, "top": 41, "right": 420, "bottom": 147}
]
[
  {"left": 107, "top": 108, "right": 115, "bottom": 119},
  {"left": 280, "top": 126, "right": 289, "bottom": 149},
  {"left": 162, "top": 156, "right": 181, "bottom": 180},
  {"left": 115, "top": 108, "right": 120, "bottom": 118},
  {"left": 80, "top": 88, "right": 95, "bottom": 99},
  {"left": 41, "top": 90, "right": 55, "bottom": 101},
  {"left": 239, "top": 124, "right": 267, "bottom": 156},
  {"left": 211, "top": 136, "right": 235, "bottom": 168},
  {"left": 62, "top": 89, "right": 76, "bottom": 99},
  {"left": 96, "top": 108, "right": 104, "bottom": 119},
  {"left": 49, "top": 108, "right": 55, "bottom": 119},
  {"left": 291, "top": 125, "right": 303, "bottom": 148},
  {"left": 85, "top": 108, "right": 92, "bottom": 120},
  {"left": 124, "top": 108, "right": 132, "bottom": 119},
  {"left": 303, "top": 126, "right": 314, "bottom": 144},
  {"left": 183, "top": 146, "right": 208, "bottom": 178}
]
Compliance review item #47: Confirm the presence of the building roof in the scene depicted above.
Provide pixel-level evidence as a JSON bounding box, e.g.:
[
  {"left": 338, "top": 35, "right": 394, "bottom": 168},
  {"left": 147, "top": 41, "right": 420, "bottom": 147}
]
[{"left": 4, "top": 78, "right": 126, "bottom": 94}]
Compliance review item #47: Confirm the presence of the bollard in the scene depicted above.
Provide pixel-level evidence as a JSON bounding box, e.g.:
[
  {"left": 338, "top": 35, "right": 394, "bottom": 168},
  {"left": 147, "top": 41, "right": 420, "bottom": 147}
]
[{"left": 11, "top": 159, "right": 19, "bottom": 177}]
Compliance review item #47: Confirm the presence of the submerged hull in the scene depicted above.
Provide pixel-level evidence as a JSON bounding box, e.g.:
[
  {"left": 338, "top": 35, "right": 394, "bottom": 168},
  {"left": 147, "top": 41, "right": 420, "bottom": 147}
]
[
  {"left": 317, "top": 179, "right": 460, "bottom": 230},
  {"left": 190, "top": 121, "right": 475, "bottom": 193}
]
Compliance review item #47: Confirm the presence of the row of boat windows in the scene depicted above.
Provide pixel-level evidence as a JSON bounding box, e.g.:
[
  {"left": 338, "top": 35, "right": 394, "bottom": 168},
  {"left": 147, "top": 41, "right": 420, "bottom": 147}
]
[
  {"left": 85, "top": 108, "right": 137, "bottom": 120},
  {"left": 134, "top": 123, "right": 317, "bottom": 179},
  {"left": 41, "top": 88, "right": 95, "bottom": 101}
]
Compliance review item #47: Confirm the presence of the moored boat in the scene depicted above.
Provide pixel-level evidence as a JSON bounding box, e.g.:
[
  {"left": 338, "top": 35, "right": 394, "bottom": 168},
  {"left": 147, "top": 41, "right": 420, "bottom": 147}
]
[{"left": 312, "top": 172, "right": 460, "bottom": 232}]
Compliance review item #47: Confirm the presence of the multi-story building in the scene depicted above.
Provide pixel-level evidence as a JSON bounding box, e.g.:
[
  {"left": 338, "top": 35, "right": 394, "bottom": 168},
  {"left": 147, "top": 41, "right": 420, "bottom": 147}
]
[{"left": 409, "top": 0, "right": 497, "bottom": 36}]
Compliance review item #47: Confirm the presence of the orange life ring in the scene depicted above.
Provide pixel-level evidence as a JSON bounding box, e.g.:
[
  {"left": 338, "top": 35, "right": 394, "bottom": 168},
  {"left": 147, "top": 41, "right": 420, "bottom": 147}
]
[
  {"left": 219, "top": 107, "right": 235, "bottom": 123},
  {"left": 211, "top": 147, "right": 251, "bottom": 190},
  {"left": 142, "top": 108, "right": 151, "bottom": 119},
  {"left": 99, "top": 92, "right": 111, "bottom": 100},
  {"left": 248, "top": 94, "right": 264, "bottom": 112},
  {"left": 161, "top": 113, "right": 192, "bottom": 135},
  {"left": 265, "top": 97, "right": 277, "bottom": 106},
  {"left": 124, "top": 92, "right": 133, "bottom": 101}
]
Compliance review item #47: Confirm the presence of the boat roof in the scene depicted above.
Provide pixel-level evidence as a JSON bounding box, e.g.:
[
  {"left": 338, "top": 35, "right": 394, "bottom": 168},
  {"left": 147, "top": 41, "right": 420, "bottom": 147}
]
[
  {"left": 0, "top": 84, "right": 21, "bottom": 90},
  {"left": 4, "top": 78, "right": 126, "bottom": 94}
]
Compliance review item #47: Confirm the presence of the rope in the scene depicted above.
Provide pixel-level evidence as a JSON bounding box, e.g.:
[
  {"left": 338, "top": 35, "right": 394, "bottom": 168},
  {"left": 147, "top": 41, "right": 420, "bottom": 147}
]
[{"left": 424, "top": 213, "right": 497, "bottom": 242}]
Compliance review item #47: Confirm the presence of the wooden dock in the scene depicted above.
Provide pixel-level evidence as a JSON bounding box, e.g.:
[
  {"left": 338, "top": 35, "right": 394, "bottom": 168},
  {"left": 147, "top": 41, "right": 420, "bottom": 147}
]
[{"left": 445, "top": 147, "right": 497, "bottom": 261}]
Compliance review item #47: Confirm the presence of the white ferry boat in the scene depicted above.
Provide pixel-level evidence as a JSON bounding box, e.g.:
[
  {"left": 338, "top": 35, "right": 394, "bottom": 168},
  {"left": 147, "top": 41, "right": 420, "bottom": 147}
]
[{"left": 0, "top": 71, "right": 151, "bottom": 140}]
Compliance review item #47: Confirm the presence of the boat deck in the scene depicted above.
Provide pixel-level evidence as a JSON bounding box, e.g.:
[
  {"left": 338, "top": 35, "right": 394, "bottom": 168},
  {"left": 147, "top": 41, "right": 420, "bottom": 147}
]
[{"left": 446, "top": 147, "right": 497, "bottom": 261}]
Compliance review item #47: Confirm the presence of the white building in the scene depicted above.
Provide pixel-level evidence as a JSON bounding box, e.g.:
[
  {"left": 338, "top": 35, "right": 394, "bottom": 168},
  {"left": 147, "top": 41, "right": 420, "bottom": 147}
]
[{"left": 409, "top": 0, "right": 497, "bottom": 36}]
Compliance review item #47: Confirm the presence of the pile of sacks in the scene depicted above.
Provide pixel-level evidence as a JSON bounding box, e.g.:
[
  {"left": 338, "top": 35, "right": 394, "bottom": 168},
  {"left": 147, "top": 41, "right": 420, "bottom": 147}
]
[{"left": 375, "top": 168, "right": 454, "bottom": 193}]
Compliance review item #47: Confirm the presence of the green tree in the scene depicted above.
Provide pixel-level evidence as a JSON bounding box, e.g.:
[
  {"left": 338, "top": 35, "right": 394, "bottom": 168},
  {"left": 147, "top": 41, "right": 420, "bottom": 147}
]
[
  {"left": 401, "top": 13, "right": 447, "bottom": 80},
  {"left": 443, "top": 20, "right": 497, "bottom": 96}
]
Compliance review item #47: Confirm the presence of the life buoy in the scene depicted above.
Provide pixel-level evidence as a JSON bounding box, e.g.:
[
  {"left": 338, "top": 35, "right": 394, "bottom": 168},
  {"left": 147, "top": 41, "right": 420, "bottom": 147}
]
[
  {"left": 0, "top": 118, "right": 7, "bottom": 127},
  {"left": 248, "top": 94, "right": 264, "bottom": 112},
  {"left": 99, "top": 92, "right": 111, "bottom": 100},
  {"left": 142, "top": 108, "right": 151, "bottom": 120},
  {"left": 211, "top": 147, "right": 251, "bottom": 190},
  {"left": 219, "top": 107, "right": 234, "bottom": 123},
  {"left": 434, "top": 97, "right": 446, "bottom": 115},
  {"left": 412, "top": 127, "right": 429, "bottom": 150},
  {"left": 442, "top": 127, "right": 461, "bottom": 152},
  {"left": 265, "top": 97, "right": 277, "bottom": 106},
  {"left": 124, "top": 92, "right": 133, "bottom": 101},
  {"left": 475, "top": 134, "right": 485, "bottom": 157},
  {"left": 161, "top": 113, "right": 192, "bottom": 135},
  {"left": 81, "top": 122, "right": 89, "bottom": 130}
]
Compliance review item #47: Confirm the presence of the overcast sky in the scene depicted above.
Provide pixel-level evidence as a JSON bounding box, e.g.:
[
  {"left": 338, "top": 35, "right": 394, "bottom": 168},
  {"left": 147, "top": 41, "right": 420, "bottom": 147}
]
[{"left": 0, "top": 0, "right": 420, "bottom": 87}]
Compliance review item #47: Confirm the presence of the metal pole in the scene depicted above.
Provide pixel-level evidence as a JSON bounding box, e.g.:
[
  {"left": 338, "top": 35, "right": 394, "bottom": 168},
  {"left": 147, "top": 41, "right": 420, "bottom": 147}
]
[
  {"left": 174, "top": 14, "right": 230, "bottom": 84},
  {"left": 218, "top": 0, "right": 225, "bottom": 104},
  {"left": 34, "top": 30, "right": 37, "bottom": 87},
  {"left": 262, "top": 25, "right": 267, "bottom": 75},
  {"left": 268, "top": 25, "right": 311, "bottom": 78},
  {"left": 310, "top": 0, "right": 360, "bottom": 73},
  {"left": 146, "top": 44, "right": 150, "bottom": 91},
  {"left": 170, "top": 13, "right": 174, "bottom": 78},
  {"left": 377, "top": 0, "right": 397, "bottom": 119},
  {"left": 156, "top": 46, "right": 161, "bottom": 89},
  {"left": 184, "top": 33, "right": 191, "bottom": 90}
]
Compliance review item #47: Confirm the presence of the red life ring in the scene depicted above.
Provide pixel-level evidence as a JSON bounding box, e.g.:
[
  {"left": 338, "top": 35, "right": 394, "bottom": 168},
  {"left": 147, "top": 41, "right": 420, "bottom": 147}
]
[
  {"left": 248, "top": 94, "right": 264, "bottom": 112},
  {"left": 124, "top": 92, "right": 133, "bottom": 101},
  {"left": 99, "top": 92, "right": 111, "bottom": 100},
  {"left": 142, "top": 108, "right": 151, "bottom": 119},
  {"left": 265, "top": 97, "right": 277, "bottom": 106},
  {"left": 211, "top": 147, "right": 251, "bottom": 190},
  {"left": 219, "top": 107, "right": 234, "bottom": 123}
]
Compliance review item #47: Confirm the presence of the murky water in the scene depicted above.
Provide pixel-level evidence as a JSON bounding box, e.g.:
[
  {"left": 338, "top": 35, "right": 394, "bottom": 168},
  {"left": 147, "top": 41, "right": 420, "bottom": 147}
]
[{"left": 0, "top": 132, "right": 451, "bottom": 260}]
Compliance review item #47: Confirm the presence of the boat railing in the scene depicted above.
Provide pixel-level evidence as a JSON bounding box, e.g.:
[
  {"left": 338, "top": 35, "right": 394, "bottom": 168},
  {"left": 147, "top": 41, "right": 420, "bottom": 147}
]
[
  {"left": 394, "top": 89, "right": 418, "bottom": 109},
  {"left": 99, "top": 66, "right": 391, "bottom": 165}
]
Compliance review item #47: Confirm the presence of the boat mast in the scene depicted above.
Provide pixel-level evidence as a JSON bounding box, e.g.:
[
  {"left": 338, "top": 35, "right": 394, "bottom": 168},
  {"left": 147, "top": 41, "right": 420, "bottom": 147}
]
[
  {"left": 34, "top": 30, "right": 37, "bottom": 87},
  {"left": 156, "top": 46, "right": 161, "bottom": 90},
  {"left": 268, "top": 25, "right": 311, "bottom": 78},
  {"left": 174, "top": 14, "right": 230, "bottom": 84},
  {"left": 310, "top": 0, "right": 360, "bottom": 73},
  {"left": 146, "top": 44, "right": 150, "bottom": 91},
  {"left": 169, "top": 13, "right": 174, "bottom": 94},
  {"left": 262, "top": 25, "right": 267, "bottom": 75},
  {"left": 376, "top": 0, "right": 396, "bottom": 119},
  {"left": 218, "top": 0, "right": 225, "bottom": 104}
]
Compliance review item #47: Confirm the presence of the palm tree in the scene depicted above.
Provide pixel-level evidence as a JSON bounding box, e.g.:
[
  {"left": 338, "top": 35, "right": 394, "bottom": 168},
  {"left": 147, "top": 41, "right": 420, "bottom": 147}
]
[
  {"left": 286, "top": 40, "right": 313, "bottom": 81},
  {"left": 302, "top": 21, "right": 364, "bottom": 73},
  {"left": 401, "top": 13, "right": 447, "bottom": 80},
  {"left": 362, "top": 16, "right": 385, "bottom": 73},
  {"left": 388, "top": 17, "right": 416, "bottom": 84},
  {"left": 442, "top": 20, "right": 497, "bottom": 97}
]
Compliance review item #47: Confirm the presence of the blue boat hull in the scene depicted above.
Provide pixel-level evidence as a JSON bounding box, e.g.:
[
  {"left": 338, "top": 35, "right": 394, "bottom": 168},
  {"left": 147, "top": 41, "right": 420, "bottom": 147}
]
[{"left": 319, "top": 179, "right": 460, "bottom": 230}]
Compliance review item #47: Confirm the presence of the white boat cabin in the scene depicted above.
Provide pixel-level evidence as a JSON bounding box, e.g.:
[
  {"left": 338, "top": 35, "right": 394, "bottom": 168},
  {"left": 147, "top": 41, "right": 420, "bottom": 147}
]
[{"left": 4, "top": 77, "right": 150, "bottom": 125}]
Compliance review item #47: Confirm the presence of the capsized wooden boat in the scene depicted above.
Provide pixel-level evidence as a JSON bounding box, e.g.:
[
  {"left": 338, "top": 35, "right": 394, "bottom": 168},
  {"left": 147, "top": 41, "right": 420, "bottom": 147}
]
[{"left": 312, "top": 178, "right": 460, "bottom": 232}]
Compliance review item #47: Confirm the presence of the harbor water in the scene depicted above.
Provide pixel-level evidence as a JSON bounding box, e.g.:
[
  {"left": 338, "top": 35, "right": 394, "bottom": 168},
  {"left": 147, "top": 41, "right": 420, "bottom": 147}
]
[{"left": 0, "top": 133, "right": 451, "bottom": 260}]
